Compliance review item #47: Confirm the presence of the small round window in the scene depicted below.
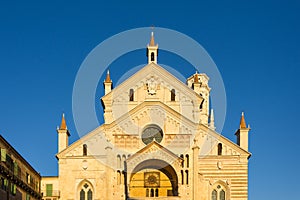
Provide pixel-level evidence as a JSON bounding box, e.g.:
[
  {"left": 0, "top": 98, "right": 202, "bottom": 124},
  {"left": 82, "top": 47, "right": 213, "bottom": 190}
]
[{"left": 141, "top": 125, "right": 163, "bottom": 145}]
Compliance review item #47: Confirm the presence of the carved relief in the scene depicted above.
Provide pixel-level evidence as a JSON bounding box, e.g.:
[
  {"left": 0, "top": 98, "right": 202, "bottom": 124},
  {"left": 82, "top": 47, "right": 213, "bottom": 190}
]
[{"left": 146, "top": 76, "right": 160, "bottom": 95}]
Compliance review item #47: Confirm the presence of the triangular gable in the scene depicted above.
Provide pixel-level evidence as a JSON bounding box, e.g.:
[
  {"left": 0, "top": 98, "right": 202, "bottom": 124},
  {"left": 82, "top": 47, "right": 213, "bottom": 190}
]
[
  {"left": 197, "top": 124, "right": 251, "bottom": 158},
  {"left": 108, "top": 101, "right": 197, "bottom": 134},
  {"left": 126, "top": 140, "right": 183, "bottom": 173},
  {"left": 102, "top": 62, "right": 203, "bottom": 102},
  {"left": 56, "top": 125, "right": 108, "bottom": 159},
  {"left": 127, "top": 140, "right": 182, "bottom": 162}
]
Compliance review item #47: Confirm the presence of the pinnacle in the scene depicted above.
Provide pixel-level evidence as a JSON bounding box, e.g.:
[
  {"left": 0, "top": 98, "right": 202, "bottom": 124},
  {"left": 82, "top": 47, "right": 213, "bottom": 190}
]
[
  {"left": 104, "top": 70, "right": 112, "bottom": 83},
  {"left": 239, "top": 112, "right": 247, "bottom": 129},
  {"left": 60, "top": 113, "right": 67, "bottom": 130},
  {"left": 149, "top": 31, "right": 156, "bottom": 46}
]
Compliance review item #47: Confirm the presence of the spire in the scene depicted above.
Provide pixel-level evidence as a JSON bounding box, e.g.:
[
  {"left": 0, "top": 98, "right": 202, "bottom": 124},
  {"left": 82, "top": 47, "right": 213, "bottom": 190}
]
[
  {"left": 149, "top": 31, "right": 155, "bottom": 46},
  {"left": 239, "top": 112, "right": 247, "bottom": 129},
  {"left": 147, "top": 31, "right": 158, "bottom": 64},
  {"left": 57, "top": 113, "right": 70, "bottom": 152},
  {"left": 60, "top": 113, "right": 67, "bottom": 130},
  {"left": 104, "top": 69, "right": 113, "bottom": 95},
  {"left": 104, "top": 70, "right": 112, "bottom": 83},
  {"left": 235, "top": 112, "right": 250, "bottom": 151}
]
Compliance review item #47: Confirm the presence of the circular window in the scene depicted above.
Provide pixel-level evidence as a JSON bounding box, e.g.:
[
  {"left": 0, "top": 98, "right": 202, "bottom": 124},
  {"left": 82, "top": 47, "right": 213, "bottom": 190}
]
[{"left": 141, "top": 125, "right": 163, "bottom": 145}]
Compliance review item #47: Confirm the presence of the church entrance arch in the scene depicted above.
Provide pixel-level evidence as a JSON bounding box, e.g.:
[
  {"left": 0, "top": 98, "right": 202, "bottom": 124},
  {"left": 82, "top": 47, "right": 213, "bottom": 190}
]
[{"left": 129, "top": 159, "right": 178, "bottom": 198}]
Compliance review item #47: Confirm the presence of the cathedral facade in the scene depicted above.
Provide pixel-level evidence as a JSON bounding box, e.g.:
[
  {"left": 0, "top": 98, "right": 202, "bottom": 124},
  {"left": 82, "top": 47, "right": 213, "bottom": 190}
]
[{"left": 41, "top": 33, "right": 251, "bottom": 200}]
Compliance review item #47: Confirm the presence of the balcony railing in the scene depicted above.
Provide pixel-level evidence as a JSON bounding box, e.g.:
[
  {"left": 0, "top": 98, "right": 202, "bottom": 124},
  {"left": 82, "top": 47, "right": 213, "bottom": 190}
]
[
  {"left": 0, "top": 161, "right": 42, "bottom": 199},
  {"left": 41, "top": 190, "right": 60, "bottom": 197}
]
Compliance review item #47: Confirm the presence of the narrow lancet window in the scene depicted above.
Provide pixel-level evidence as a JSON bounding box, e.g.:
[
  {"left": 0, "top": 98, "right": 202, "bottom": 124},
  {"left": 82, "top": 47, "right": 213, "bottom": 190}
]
[
  {"left": 186, "top": 154, "right": 189, "bottom": 168},
  {"left": 129, "top": 89, "right": 134, "bottom": 101},
  {"left": 200, "top": 99, "right": 204, "bottom": 109},
  {"left": 151, "top": 52, "right": 155, "bottom": 61},
  {"left": 171, "top": 89, "right": 176, "bottom": 101},
  {"left": 185, "top": 170, "right": 189, "bottom": 185},
  {"left": 212, "top": 189, "right": 217, "bottom": 200},
  {"left": 150, "top": 188, "right": 154, "bottom": 197},
  {"left": 218, "top": 143, "right": 223, "bottom": 155},
  {"left": 180, "top": 154, "right": 184, "bottom": 167},
  {"left": 181, "top": 170, "right": 184, "bottom": 184},
  {"left": 220, "top": 189, "right": 225, "bottom": 200},
  {"left": 87, "top": 189, "right": 92, "bottom": 200},
  {"left": 80, "top": 189, "right": 85, "bottom": 200},
  {"left": 83, "top": 144, "right": 87, "bottom": 156}
]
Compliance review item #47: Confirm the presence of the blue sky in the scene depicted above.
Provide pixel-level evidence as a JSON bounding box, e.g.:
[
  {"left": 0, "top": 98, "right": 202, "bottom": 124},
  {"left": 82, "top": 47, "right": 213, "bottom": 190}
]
[{"left": 0, "top": 0, "right": 299, "bottom": 199}]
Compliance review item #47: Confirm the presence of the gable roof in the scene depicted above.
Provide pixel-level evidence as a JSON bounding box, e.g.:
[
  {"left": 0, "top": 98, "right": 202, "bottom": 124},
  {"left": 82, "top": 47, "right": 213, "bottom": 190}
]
[
  {"left": 102, "top": 62, "right": 203, "bottom": 103},
  {"left": 127, "top": 140, "right": 182, "bottom": 162},
  {"left": 197, "top": 124, "right": 251, "bottom": 158}
]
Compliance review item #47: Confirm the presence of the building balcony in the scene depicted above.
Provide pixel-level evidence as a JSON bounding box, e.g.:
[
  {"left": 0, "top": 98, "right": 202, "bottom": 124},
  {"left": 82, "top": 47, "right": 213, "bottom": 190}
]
[{"left": 41, "top": 190, "right": 60, "bottom": 197}]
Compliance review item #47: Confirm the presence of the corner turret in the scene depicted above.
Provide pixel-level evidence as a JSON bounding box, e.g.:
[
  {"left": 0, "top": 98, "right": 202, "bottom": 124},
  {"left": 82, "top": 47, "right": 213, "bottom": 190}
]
[
  {"left": 235, "top": 112, "right": 250, "bottom": 151},
  {"left": 57, "top": 113, "right": 70, "bottom": 153}
]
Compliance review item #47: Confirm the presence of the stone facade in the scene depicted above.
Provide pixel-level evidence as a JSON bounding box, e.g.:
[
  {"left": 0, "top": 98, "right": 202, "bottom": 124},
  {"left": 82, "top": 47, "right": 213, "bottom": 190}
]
[{"left": 42, "top": 33, "right": 251, "bottom": 200}]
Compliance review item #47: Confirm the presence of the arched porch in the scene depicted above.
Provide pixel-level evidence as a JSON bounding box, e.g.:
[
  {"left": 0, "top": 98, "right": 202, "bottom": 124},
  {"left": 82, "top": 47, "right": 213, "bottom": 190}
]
[{"left": 128, "top": 159, "right": 179, "bottom": 199}]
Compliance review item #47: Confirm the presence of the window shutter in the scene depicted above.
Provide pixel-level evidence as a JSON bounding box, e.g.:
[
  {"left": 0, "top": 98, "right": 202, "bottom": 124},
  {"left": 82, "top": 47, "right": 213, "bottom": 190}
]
[
  {"left": 46, "top": 184, "right": 53, "bottom": 196},
  {"left": 1, "top": 148, "right": 6, "bottom": 162},
  {"left": 14, "top": 162, "right": 18, "bottom": 176}
]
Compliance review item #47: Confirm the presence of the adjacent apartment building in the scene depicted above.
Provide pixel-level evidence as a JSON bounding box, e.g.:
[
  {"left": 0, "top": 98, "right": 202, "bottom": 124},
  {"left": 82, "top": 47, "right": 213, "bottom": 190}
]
[{"left": 0, "top": 135, "right": 42, "bottom": 200}]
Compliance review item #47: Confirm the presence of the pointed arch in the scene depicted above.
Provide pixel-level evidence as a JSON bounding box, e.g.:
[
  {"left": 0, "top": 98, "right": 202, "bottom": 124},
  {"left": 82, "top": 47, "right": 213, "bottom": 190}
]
[
  {"left": 211, "top": 180, "right": 229, "bottom": 200},
  {"left": 212, "top": 189, "right": 217, "bottom": 200},
  {"left": 80, "top": 189, "right": 85, "bottom": 200},
  {"left": 77, "top": 180, "right": 94, "bottom": 200},
  {"left": 220, "top": 189, "right": 225, "bottom": 200}
]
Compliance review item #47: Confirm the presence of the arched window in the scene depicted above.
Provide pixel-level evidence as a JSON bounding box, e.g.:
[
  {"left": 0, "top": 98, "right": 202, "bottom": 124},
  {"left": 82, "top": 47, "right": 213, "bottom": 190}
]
[
  {"left": 87, "top": 189, "right": 92, "bottom": 200},
  {"left": 80, "top": 189, "right": 85, "bottom": 200},
  {"left": 117, "top": 170, "right": 121, "bottom": 185},
  {"left": 83, "top": 144, "right": 87, "bottom": 156},
  {"left": 220, "top": 189, "right": 225, "bottom": 200},
  {"left": 155, "top": 188, "right": 159, "bottom": 197},
  {"left": 146, "top": 188, "right": 149, "bottom": 197},
  {"left": 129, "top": 89, "right": 134, "bottom": 101},
  {"left": 185, "top": 170, "right": 189, "bottom": 185},
  {"left": 171, "top": 89, "right": 176, "bottom": 101},
  {"left": 151, "top": 52, "right": 155, "bottom": 61},
  {"left": 218, "top": 143, "right": 222, "bottom": 156},
  {"left": 79, "top": 182, "right": 93, "bottom": 200},
  {"left": 186, "top": 154, "right": 189, "bottom": 168},
  {"left": 150, "top": 188, "right": 154, "bottom": 197},
  {"left": 212, "top": 184, "right": 227, "bottom": 200},
  {"left": 200, "top": 99, "right": 204, "bottom": 109},
  {"left": 180, "top": 154, "right": 184, "bottom": 168},
  {"left": 122, "top": 155, "right": 126, "bottom": 169},
  {"left": 212, "top": 189, "right": 217, "bottom": 200},
  {"left": 181, "top": 170, "right": 184, "bottom": 185},
  {"left": 117, "top": 155, "right": 121, "bottom": 169}
]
